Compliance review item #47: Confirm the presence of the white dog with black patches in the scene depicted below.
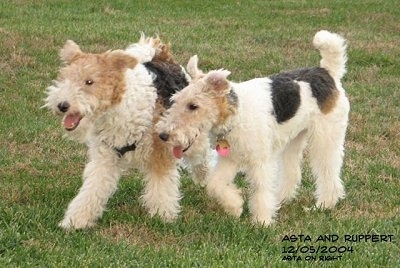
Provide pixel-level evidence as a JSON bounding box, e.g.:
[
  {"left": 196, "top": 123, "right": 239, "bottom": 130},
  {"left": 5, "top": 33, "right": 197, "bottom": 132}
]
[
  {"left": 156, "top": 30, "right": 349, "bottom": 225},
  {"left": 44, "top": 35, "right": 211, "bottom": 229}
]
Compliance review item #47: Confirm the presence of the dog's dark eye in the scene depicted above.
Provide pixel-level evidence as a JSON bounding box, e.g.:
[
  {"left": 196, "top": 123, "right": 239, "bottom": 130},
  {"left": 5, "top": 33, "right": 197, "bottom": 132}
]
[
  {"left": 85, "top": 79, "right": 94, "bottom": 86},
  {"left": 187, "top": 103, "right": 198, "bottom": 111}
]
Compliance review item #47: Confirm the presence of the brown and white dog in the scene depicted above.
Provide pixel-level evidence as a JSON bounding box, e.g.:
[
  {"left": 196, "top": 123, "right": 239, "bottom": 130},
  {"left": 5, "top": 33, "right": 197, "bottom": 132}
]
[{"left": 44, "top": 35, "right": 212, "bottom": 229}]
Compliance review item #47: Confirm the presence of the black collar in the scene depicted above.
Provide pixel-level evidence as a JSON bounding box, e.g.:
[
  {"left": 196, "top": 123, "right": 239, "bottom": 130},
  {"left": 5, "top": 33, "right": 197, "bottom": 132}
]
[{"left": 114, "top": 142, "right": 137, "bottom": 157}]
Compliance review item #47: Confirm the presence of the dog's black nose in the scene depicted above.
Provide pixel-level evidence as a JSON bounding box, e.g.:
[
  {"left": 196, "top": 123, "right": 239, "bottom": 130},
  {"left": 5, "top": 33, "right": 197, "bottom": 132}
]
[
  {"left": 159, "top": 132, "right": 169, "bottom": 141},
  {"left": 57, "top": 101, "right": 70, "bottom": 113}
]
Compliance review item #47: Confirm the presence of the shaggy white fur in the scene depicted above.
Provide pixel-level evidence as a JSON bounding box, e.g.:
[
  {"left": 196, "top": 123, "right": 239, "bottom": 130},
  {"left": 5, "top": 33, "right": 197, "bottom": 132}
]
[
  {"left": 156, "top": 30, "right": 349, "bottom": 226},
  {"left": 44, "top": 35, "right": 211, "bottom": 229}
]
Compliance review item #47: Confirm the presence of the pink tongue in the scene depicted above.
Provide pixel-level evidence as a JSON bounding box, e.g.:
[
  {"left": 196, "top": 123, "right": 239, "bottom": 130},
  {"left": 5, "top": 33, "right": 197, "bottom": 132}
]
[
  {"left": 63, "top": 114, "right": 81, "bottom": 130},
  {"left": 216, "top": 144, "right": 230, "bottom": 157},
  {"left": 173, "top": 146, "right": 184, "bottom": 159}
]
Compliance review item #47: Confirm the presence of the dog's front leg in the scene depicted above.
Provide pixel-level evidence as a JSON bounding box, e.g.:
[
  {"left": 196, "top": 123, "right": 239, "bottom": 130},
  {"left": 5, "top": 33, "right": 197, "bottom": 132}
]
[
  {"left": 140, "top": 165, "right": 181, "bottom": 222},
  {"left": 247, "top": 161, "right": 280, "bottom": 226},
  {"left": 206, "top": 158, "right": 243, "bottom": 218},
  {"left": 59, "top": 148, "right": 121, "bottom": 229},
  {"left": 183, "top": 133, "right": 213, "bottom": 187}
]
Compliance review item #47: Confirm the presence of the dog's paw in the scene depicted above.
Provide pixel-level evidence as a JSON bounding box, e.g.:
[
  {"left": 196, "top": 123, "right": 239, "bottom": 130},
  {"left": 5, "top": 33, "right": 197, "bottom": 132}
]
[
  {"left": 144, "top": 199, "right": 180, "bottom": 223},
  {"left": 148, "top": 207, "right": 179, "bottom": 223},
  {"left": 191, "top": 174, "right": 208, "bottom": 187},
  {"left": 59, "top": 216, "right": 96, "bottom": 230},
  {"left": 316, "top": 186, "right": 345, "bottom": 209},
  {"left": 315, "top": 199, "right": 339, "bottom": 209},
  {"left": 224, "top": 203, "right": 243, "bottom": 218},
  {"left": 159, "top": 212, "right": 178, "bottom": 223},
  {"left": 222, "top": 191, "right": 244, "bottom": 218},
  {"left": 208, "top": 183, "right": 244, "bottom": 218},
  {"left": 251, "top": 215, "right": 274, "bottom": 227},
  {"left": 277, "top": 185, "right": 299, "bottom": 205}
]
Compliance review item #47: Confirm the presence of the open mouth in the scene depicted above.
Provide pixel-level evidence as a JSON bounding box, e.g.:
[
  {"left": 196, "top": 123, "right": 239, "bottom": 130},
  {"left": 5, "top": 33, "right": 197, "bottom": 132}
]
[
  {"left": 172, "top": 137, "right": 196, "bottom": 159},
  {"left": 62, "top": 113, "right": 83, "bottom": 131}
]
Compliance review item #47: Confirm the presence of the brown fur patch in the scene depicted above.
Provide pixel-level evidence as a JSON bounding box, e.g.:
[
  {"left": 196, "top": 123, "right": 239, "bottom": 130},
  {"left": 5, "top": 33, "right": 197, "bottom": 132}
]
[
  {"left": 320, "top": 88, "right": 339, "bottom": 114},
  {"left": 216, "top": 95, "right": 237, "bottom": 124},
  {"left": 59, "top": 51, "right": 138, "bottom": 113},
  {"left": 153, "top": 43, "right": 176, "bottom": 64},
  {"left": 149, "top": 130, "right": 176, "bottom": 178},
  {"left": 149, "top": 102, "right": 176, "bottom": 178}
]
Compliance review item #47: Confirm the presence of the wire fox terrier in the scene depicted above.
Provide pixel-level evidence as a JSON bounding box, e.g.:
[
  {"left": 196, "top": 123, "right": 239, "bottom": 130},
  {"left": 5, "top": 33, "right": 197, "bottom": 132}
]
[
  {"left": 156, "top": 30, "right": 350, "bottom": 225},
  {"left": 44, "top": 35, "right": 212, "bottom": 229}
]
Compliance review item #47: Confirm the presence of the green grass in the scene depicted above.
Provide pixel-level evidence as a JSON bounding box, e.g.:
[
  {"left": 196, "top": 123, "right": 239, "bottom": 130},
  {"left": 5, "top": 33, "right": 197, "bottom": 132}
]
[{"left": 1, "top": 0, "right": 399, "bottom": 267}]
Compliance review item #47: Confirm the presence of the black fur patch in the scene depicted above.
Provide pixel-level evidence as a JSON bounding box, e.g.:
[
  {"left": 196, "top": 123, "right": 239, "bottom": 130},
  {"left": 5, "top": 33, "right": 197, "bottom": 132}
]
[
  {"left": 271, "top": 67, "right": 336, "bottom": 110},
  {"left": 144, "top": 60, "right": 189, "bottom": 108},
  {"left": 227, "top": 89, "right": 238, "bottom": 107},
  {"left": 270, "top": 77, "right": 301, "bottom": 123}
]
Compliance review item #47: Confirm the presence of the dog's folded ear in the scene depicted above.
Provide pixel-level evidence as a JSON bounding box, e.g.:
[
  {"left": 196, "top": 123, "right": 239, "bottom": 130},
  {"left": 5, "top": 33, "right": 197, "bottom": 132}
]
[
  {"left": 108, "top": 51, "right": 138, "bottom": 70},
  {"left": 60, "top": 40, "right": 82, "bottom": 64},
  {"left": 205, "top": 69, "right": 231, "bottom": 94}
]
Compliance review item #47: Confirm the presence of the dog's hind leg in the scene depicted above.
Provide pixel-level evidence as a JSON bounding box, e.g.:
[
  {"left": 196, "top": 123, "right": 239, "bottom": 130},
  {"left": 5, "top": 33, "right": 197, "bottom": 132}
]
[
  {"left": 277, "top": 130, "right": 309, "bottom": 204},
  {"left": 59, "top": 149, "right": 121, "bottom": 229},
  {"left": 206, "top": 158, "right": 243, "bottom": 218},
  {"left": 308, "top": 117, "right": 347, "bottom": 209}
]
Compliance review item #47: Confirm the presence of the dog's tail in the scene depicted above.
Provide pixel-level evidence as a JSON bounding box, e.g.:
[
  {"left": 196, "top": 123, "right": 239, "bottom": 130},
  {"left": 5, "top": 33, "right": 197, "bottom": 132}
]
[{"left": 313, "top": 30, "right": 347, "bottom": 81}]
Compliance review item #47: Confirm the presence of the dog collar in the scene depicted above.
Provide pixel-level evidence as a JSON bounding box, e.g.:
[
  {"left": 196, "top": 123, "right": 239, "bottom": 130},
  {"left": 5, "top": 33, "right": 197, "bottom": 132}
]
[{"left": 114, "top": 142, "right": 137, "bottom": 157}]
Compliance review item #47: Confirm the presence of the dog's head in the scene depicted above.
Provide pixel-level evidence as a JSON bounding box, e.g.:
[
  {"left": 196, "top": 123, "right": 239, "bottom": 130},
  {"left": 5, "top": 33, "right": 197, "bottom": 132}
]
[
  {"left": 156, "top": 56, "right": 236, "bottom": 159},
  {"left": 43, "top": 40, "right": 139, "bottom": 141}
]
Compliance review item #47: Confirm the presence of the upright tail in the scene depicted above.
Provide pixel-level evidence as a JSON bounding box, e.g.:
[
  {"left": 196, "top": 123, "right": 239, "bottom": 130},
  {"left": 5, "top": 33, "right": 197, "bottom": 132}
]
[{"left": 313, "top": 30, "right": 347, "bottom": 81}]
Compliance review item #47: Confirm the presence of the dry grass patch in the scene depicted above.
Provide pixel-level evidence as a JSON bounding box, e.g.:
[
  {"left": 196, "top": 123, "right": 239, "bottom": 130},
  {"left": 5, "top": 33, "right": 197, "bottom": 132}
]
[
  {"left": 100, "top": 223, "right": 179, "bottom": 249},
  {"left": 99, "top": 222, "right": 210, "bottom": 251}
]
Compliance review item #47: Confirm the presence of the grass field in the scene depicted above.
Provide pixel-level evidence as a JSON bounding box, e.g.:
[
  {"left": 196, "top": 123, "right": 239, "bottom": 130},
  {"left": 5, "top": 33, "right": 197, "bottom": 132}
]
[{"left": 1, "top": 0, "right": 399, "bottom": 267}]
